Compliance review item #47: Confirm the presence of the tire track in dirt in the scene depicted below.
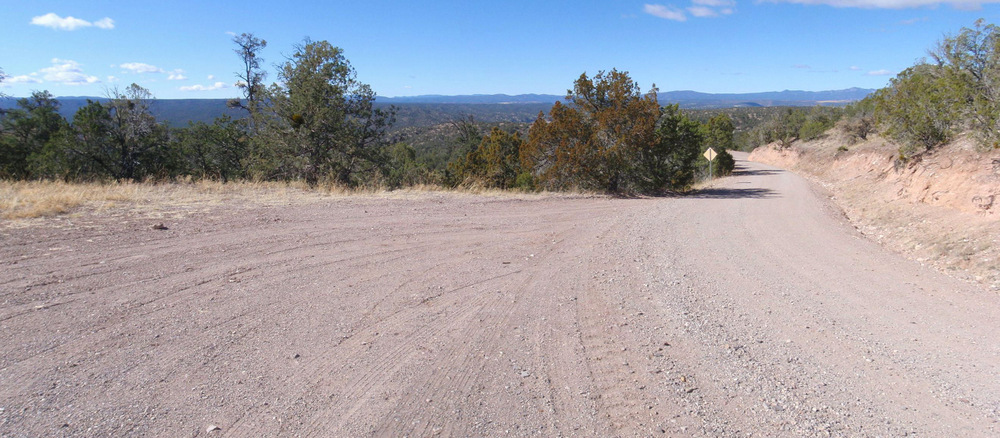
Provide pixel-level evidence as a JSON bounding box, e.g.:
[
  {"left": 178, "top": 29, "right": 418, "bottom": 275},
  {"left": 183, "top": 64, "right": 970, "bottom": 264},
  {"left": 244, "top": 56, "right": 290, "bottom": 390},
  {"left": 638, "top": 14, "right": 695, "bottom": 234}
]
[
  {"left": 4, "top": 172, "right": 1000, "bottom": 437},
  {"left": 377, "top": 225, "right": 588, "bottom": 437},
  {"left": 265, "top": 209, "right": 596, "bottom": 436}
]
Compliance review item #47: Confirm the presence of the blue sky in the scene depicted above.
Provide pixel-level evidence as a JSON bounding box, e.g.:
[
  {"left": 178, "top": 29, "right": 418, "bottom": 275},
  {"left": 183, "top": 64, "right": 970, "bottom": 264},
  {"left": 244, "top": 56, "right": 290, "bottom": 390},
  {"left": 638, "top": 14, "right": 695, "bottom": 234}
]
[{"left": 2, "top": 1, "right": 999, "bottom": 100}]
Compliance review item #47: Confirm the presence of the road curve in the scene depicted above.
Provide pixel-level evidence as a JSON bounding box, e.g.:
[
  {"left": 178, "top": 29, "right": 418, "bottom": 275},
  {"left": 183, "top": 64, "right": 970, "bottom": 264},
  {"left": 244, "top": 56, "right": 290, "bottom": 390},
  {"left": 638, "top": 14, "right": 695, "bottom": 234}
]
[{"left": 1, "top": 153, "right": 998, "bottom": 436}]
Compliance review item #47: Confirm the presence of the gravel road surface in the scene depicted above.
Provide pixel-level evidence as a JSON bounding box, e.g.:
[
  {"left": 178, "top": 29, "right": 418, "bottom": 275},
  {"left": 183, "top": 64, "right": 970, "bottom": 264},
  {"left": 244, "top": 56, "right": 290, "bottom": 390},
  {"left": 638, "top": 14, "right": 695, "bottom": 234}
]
[{"left": 2, "top": 153, "right": 998, "bottom": 436}]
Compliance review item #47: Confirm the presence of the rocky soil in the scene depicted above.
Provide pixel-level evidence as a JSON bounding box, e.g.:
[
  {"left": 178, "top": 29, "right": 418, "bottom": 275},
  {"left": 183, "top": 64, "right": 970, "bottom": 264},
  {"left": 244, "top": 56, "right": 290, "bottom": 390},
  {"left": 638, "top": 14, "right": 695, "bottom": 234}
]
[{"left": 2, "top": 154, "right": 999, "bottom": 436}]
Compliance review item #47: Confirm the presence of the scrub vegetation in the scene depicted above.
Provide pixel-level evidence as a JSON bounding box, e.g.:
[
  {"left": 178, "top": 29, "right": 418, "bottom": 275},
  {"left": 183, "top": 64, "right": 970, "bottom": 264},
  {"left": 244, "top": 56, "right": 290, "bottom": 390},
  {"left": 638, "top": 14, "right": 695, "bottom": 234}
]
[{"left": 1, "top": 34, "right": 735, "bottom": 203}]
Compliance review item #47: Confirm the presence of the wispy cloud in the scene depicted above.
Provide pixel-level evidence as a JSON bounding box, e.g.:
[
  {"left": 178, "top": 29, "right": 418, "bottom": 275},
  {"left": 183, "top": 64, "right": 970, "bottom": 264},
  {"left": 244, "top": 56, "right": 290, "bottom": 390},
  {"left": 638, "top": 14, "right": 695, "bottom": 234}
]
[
  {"left": 867, "top": 69, "right": 893, "bottom": 76},
  {"left": 761, "top": 0, "right": 1000, "bottom": 9},
  {"left": 690, "top": 0, "right": 736, "bottom": 15},
  {"left": 167, "top": 69, "right": 187, "bottom": 80},
  {"left": 849, "top": 65, "right": 862, "bottom": 71},
  {"left": 93, "top": 17, "right": 115, "bottom": 29},
  {"left": 39, "top": 59, "right": 100, "bottom": 85},
  {"left": 688, "top": 6, "right": 718, "bottom": 16},
  {"left": 644, "top": 4, "right": 687, "bottom": 21},
  {"left": 31, "top": 13, "right": 115, "bottom": 31},
  {"left": 645, "top": 1, "right": 735, "bottom": 22},
  {"left": 180, "top": 82, "right": 230, "bottom": 92},
  {"left": 7, "top": 75, "right": 43, "bottom": 84},
  {"left": 794, "top": 64, "right": 812, "bottom": 69},
  {"left": 120, "top": 63, "right": 163, "bottom": 74}
]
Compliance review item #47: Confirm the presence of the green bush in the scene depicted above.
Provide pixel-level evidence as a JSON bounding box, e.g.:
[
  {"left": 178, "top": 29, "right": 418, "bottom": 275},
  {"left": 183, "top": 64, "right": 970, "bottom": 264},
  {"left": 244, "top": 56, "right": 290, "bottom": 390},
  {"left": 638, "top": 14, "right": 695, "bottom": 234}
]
[{"left": 873, "top": 64, "right": 961, "bottom": 156}]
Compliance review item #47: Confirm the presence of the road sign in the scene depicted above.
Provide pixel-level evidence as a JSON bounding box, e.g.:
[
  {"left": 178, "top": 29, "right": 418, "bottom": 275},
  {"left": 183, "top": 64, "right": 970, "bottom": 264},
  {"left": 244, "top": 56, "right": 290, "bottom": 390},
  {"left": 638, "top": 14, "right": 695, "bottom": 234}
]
[
  {"left": 703, "top": 147, "right": 717, "bottom": 161},
  {"left": 704, "top": 148, "right": 717, "bottom": 180}
]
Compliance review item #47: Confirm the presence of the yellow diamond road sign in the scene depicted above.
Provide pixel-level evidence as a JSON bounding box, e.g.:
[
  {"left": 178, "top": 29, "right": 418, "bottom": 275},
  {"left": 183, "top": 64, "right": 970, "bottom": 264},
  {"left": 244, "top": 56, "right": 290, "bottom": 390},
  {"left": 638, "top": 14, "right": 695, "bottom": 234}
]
[{"left": 703, "top": 147, "right": 717, "bottom": 161}]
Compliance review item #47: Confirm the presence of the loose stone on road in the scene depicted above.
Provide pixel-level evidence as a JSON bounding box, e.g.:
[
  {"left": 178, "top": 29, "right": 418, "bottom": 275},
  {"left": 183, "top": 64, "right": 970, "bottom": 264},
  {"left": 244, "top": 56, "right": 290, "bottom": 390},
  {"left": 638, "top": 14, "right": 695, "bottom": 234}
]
[{"left": 1, "top": 153, "right": 998, "bottom": 436}]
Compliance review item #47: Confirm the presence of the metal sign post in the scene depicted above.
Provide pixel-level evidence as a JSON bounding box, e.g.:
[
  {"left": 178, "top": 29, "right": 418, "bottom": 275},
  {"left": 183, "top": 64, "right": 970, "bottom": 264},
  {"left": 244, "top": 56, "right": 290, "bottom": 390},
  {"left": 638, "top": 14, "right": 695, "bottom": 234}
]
[{"left": 703, "top": 147, "right": 717, "bottom": 180}]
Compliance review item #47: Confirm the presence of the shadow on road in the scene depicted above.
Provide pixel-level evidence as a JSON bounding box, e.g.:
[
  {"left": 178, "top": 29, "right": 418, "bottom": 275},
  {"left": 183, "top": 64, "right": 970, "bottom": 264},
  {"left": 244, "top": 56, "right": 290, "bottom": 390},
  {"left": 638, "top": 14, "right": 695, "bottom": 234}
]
[
  {"left": 687, "top": 187, "right": 779, "bottom": 199},
  {"left": 689, "top": 162, "right": 781, "bottom": 199},
  {"left": 732, "top": 168, "right": 783, "bottom": 177}
]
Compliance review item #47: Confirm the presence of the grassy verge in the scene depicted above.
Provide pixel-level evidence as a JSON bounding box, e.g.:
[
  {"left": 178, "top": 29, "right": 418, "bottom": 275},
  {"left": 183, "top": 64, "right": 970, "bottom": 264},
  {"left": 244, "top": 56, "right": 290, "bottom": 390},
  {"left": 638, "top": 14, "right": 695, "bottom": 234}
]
[
  {"left": 1, "top": 181, "right": 139, "bottom": 220},
  {"left": 0, "top": 180, "right": 350, "bottom": 220},
  {"left": 0, "top": 179, "right": 590, "bottom": 222}
]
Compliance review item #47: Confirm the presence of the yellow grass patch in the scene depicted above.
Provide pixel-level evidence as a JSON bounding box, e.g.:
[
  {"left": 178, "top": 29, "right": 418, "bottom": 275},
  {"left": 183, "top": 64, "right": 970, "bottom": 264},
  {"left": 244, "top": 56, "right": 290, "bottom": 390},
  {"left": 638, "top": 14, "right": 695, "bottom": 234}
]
[
  {"left": 0, "top": 180, "right": 331, "bottom": 221},
  {"left": 0, "top": 181, "right": 138, "bottom": 220},
  {"left": 0, "top": 179, "right": 592, "bottom": 222}
]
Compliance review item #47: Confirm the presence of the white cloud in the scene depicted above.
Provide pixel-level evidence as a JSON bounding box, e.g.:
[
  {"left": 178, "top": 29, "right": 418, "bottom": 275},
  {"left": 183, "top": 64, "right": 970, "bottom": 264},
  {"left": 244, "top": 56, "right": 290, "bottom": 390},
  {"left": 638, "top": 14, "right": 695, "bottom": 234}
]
[
  {"left": 120, "top": 62, "right": 163, "bottom": 74},
  {"left": 107, "top": 75, "right": 119, "bottom": 83},
  {"left": 40, "top": 58, "right": 100, "bottom": 85},
  {"left": 762, "top": 0, "right": 1000, "bottom": 9},
  {"left": 31, "top": 13, "right": 89, "bottom": 30},
  {"left": 691, "top": 0, "right": 737, "bottom": 12},
  {"left": 31, "top": 13, "right": 115, "bottom": 31},
  {"left": 647, "top": 1, "right": 735, "bottom": 21},
  {"left": 93, "top": 17, "right": 115, "bottom": 29},
  {"left": 179, "top": 82, "right": 230, "bottom": 92},
  {"left": 849, "top": 65, "right": 862, "bottom": 71},
  {"left": 8, "top": 75, "right": 42, "bottom": 84},
  {"left": 868, "top": 69, "right": 893, "bottom": 76},
  {"left": 688, "top": 6, "right": 719, "bottom": 16},
  {"left": 167, "top": 69, "right": 187, "bottom": 80},
  {"left": 693, "top": 0, "right": 735, "bottom": 5},
  {"left": 644, "top": 4, "right": 688, "bottom": 21},
  {"left": 207, "top": 74, "right": 216, "bottom": 80}
]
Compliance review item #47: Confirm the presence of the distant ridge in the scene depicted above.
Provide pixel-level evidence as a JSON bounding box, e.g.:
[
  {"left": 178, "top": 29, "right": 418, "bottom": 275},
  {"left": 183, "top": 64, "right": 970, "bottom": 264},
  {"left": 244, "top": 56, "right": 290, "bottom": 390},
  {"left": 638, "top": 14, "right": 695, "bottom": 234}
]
[
  {"left": 376, "top": 94, "right": 561, "bottom": 104},
  {"left": 1, "top": 88, "right": 875, "bottom": 127},
  {"left": 377, "top": 88, "right": 875, "bottom": 107},
  {"left": 0, "top": 97, "right": 244, "bottom": 127},
  {"left": 656, "top": 88, "right": 874, "bottom": 108}
]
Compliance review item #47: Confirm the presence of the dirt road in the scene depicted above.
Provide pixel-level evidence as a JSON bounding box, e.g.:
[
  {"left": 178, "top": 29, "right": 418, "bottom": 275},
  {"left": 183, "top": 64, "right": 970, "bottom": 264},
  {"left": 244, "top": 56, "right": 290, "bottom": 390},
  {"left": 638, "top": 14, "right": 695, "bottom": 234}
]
[{"left": 2, "top": 153, "right": 999, "bottom": 437}]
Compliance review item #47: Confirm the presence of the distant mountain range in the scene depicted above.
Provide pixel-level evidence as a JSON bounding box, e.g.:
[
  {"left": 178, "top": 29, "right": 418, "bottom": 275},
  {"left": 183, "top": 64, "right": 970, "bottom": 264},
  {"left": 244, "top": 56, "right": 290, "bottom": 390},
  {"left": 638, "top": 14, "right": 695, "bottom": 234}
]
[
  {"left": 378, "top": 94, "right": 563, "bottom": 104},
  {"left": 377, "top": 88, "right": 875, "bottom": 108},
  {"left": 657, "top": 88, "right": 875, "bottom": 108},
  {"left": 1, "top": 88, "right": 875, "bottom": 128},
  {"left": 0, "top": 97, "right": 247, "bottom": 128}
]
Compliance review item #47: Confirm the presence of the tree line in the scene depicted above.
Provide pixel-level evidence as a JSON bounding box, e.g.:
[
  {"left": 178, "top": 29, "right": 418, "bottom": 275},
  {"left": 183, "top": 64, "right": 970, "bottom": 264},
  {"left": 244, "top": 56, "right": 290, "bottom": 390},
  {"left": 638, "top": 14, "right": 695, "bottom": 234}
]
[{"left": 0, "top": 35, "right": 734, "bottom": 193}]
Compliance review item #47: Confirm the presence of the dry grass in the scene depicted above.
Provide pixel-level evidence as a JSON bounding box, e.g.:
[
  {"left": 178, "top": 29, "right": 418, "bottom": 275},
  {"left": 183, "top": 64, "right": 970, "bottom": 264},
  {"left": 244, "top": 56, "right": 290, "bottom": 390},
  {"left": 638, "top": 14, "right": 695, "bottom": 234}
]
[
  {"left": 0, "top": 180, "right": 354, "bottom": 221},
  {"left": 1, "top": 181, "right": 139, "bottom": 220},
  {"left": 0, "top": 179, "right": 599, "bottom": 222}
]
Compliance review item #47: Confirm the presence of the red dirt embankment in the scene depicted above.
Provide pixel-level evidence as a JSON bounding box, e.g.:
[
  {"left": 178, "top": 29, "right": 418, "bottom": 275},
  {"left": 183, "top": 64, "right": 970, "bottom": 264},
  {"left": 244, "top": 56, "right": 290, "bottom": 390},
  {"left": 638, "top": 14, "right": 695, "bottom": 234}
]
[{"left": 750, "top": 134, "right": 1000, "bottom": 290}]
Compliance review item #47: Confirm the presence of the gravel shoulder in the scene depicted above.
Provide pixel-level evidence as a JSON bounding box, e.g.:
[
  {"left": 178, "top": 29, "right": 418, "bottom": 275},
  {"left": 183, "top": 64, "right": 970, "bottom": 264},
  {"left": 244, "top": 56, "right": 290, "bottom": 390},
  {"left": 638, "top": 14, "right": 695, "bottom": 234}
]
[{"left": 2, "top": 154, "right": 998, "bottom": 436}]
